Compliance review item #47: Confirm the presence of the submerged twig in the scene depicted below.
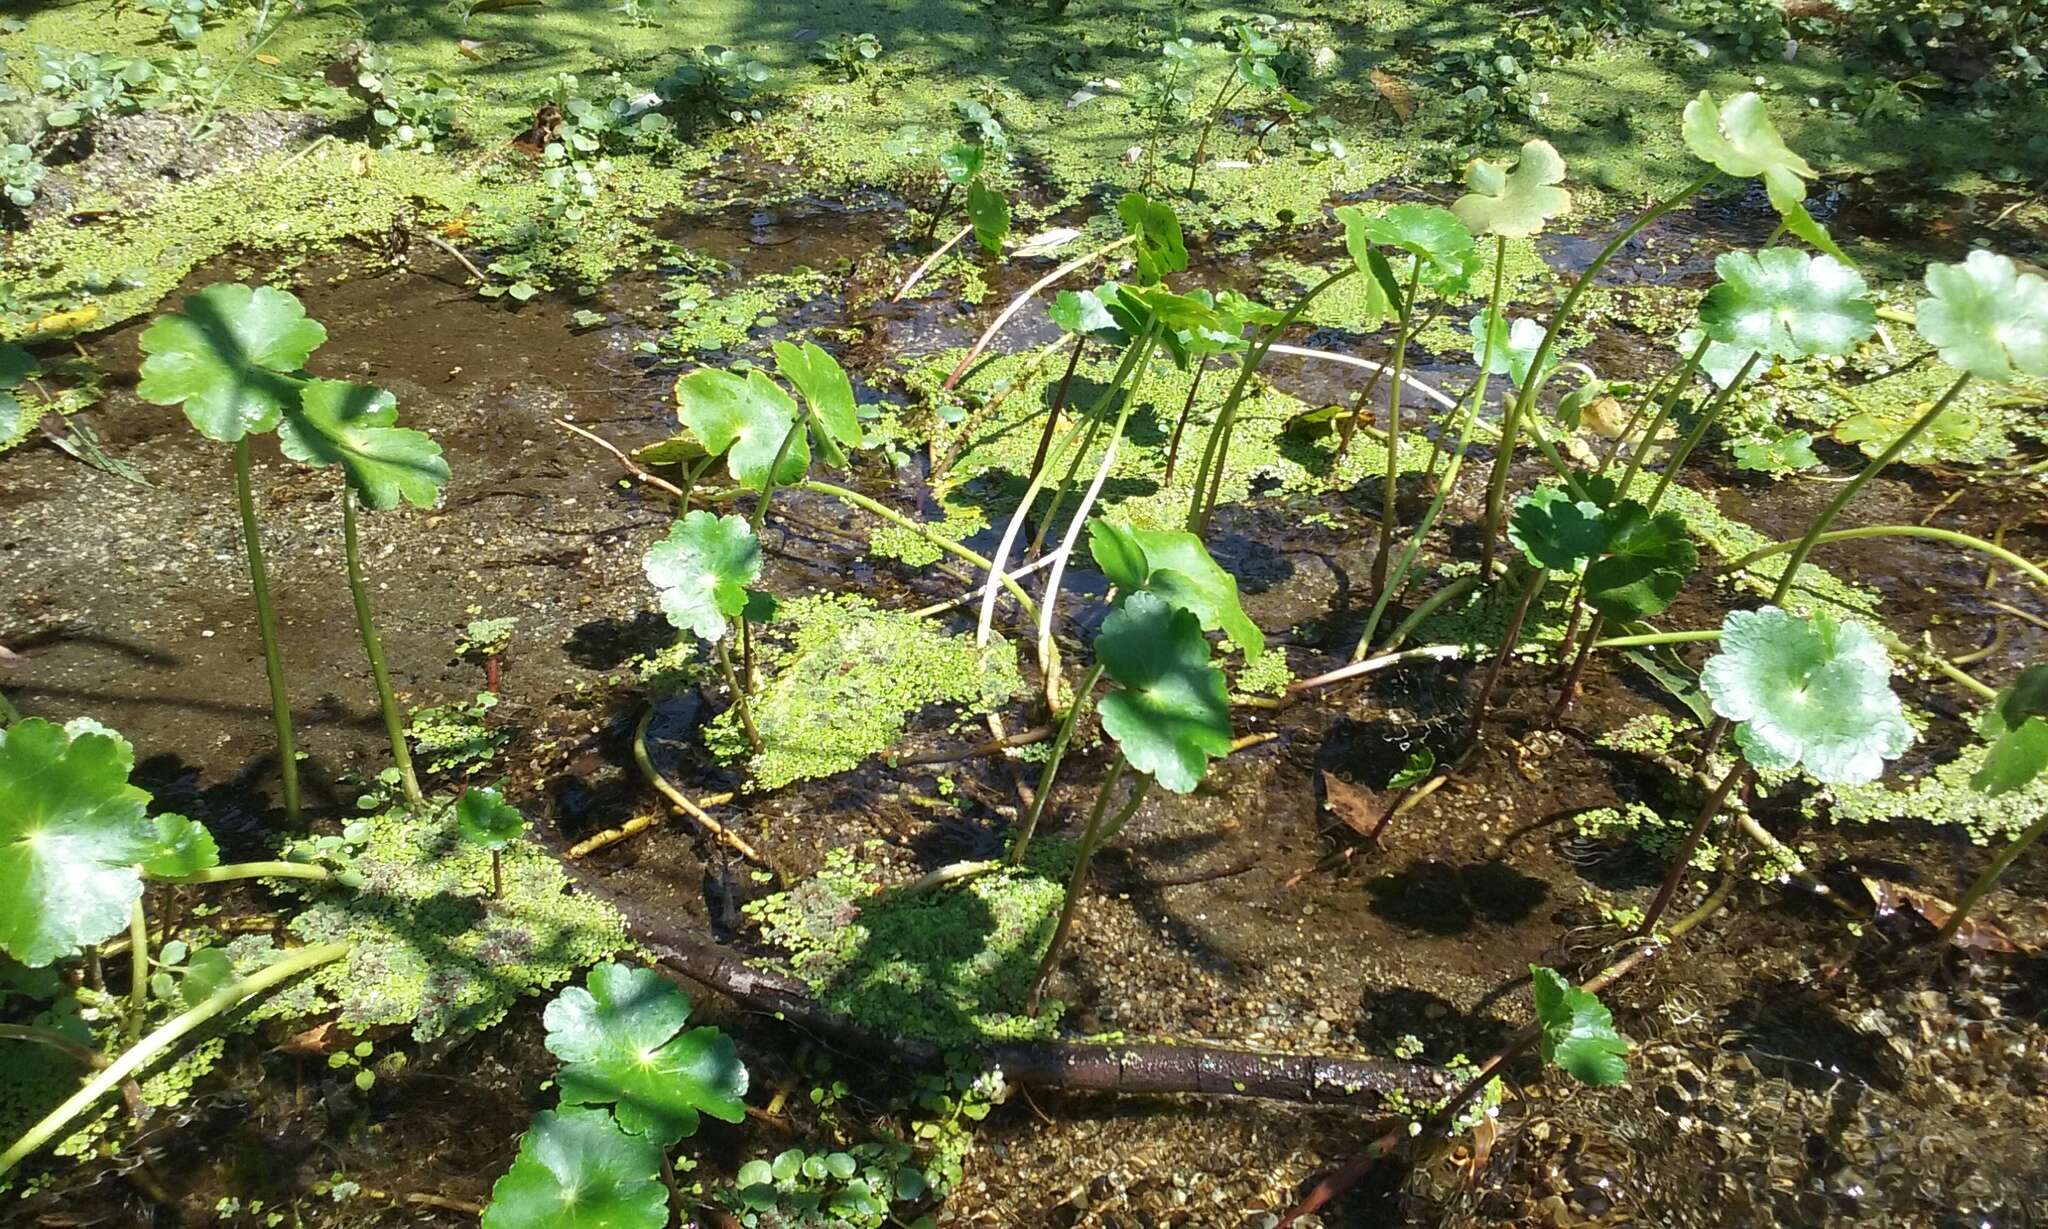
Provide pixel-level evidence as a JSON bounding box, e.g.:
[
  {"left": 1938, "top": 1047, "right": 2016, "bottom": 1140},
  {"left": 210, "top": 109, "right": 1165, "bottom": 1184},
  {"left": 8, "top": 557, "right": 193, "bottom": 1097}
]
[{"left": 631, "top": 707, "right": 786, "bottom": 884}]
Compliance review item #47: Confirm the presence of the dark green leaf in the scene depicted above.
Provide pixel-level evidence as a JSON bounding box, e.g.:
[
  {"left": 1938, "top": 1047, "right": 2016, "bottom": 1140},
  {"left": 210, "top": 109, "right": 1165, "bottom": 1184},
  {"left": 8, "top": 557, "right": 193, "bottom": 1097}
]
[
  {"left": 1095, "top": 591, "right": 1234, "bottom": 793},
  {"left": 965, "top": 179, "right": 1010, "bottom": 256},
  {"left": 481, "top": 1108, "right": 668, "bottom": 1229},
  {"left": 278, "top": 380, "right": 450, "bottom": 510},
  {"left": 543, "top": 962, "right": 749, "bottom": 1144},
  {"left": 674, "top": 367, "right": 809, "bottom": 490},
  {"left": 1048, "top": 289, "right": 1121, "bottom": 340},
  {"left": 1531, "top": 966, "right": 1630, "bottom": 1085},
  {"left": 456, "top": 786, "right": 527, "bottom": 851},
  {"left": 1583, "top": 501, "right": 1696, "bottom": 620},
  {"left": 1509, "top": 488, "right": 1607, "bottom": 573},
  {"left": 1117, "top": 192, "right": 1188, "bottom": 285},
  {"left": 771, "top": 341, "right": 860, "bottom": 450},
  {"left": 1087, "top": 520, "right": 1263, "bottom": 658}
]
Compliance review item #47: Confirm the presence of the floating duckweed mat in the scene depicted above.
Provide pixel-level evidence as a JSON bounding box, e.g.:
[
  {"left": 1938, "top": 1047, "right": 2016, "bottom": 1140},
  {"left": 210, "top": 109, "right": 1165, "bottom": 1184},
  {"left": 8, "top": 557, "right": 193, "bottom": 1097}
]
[{"left": 707, "top": 594, "right": 1024, "bottom": 791}]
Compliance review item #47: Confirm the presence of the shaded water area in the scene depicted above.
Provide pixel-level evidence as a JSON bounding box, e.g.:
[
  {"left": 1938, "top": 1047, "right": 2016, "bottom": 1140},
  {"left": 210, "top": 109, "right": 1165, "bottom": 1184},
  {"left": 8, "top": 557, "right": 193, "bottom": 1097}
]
[{"left": 4, "top": 173, "right": 2048, "bottom": 1229}]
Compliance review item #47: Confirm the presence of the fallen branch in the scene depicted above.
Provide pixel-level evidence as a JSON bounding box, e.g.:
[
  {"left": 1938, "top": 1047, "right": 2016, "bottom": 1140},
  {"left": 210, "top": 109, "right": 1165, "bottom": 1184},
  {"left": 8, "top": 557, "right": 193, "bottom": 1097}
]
[
  {"left": 568, "top": 871, "right": 1455, "bottom": 1108},
  {"left": 892, "top": 223, "right": 975, "bottom": 302},
  {"left": 419, "top": 232, "right": 492, "bottom": 285},
  {"left": 632, "top": 706, "right": 787, "bottom": 885}
]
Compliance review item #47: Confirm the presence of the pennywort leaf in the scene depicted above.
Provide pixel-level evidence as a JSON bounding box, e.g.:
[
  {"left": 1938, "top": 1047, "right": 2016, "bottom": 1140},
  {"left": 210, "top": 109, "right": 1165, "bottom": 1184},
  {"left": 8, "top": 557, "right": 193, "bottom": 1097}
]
[
  {"left": 142, "top": 813, "right": 220, "bottom": 878},
  {"left": 1095, "top": 591, "right": 1234, "bottom": 793},
  {"left": 1680, "top": 90, "right": 1844, "bottom": 262},
  {"left": 770, "top": 340, "right": 861, "bottom": 454},
  {"left": 542, "top": 962, "right": 749, "bottom": 1145},
  {"left": 456, "top": 786, "right": 527, "bottom": 850},
  {"left": 1451, "top": 139, "right": 1570, "bottom": 239},
  {"left": 1914, "top": 251, "right": 2048, "bottom": 383},
  {"left": 0, "top": 718, "right": 157, "bottom": 967},
  {"left": 1972, "top": 665, "right": 2048, "bottom": 797},
  {"left": 1698, "top": 249, "right": 1875, "bottom": 361},
  {"left": 1582, "top": 502, "right": 1697, "bottom": 621},
  {"left": 1700, "top": 606, "right": 1912, "bottom": 785},
  {"left": 674, "top": 367, "right": 809, "bottom": 490},
  {"left": 643, "top": 510, "right": 761, "bottom": 643},
  {"left": 1087, "top": 519, "right": 1263, "bottom": 659},
  {"left": 137, "top": 283, "right": 326, "bottom": 442},
  {"left": 278, "top": 379, "right": 450, "bottom": 510},
  {"left": 1117, "top": 191, "right": 1188, "bottom": 285},
  {"left": 481, "top": 1108, "right": 669, "bottom": 1229},
  {"left": 965, "top": 179, "right": 1010, "bottom": 256},
  {"left": 1531, "top": 966, "right": 1630, "bottom": 1085}
]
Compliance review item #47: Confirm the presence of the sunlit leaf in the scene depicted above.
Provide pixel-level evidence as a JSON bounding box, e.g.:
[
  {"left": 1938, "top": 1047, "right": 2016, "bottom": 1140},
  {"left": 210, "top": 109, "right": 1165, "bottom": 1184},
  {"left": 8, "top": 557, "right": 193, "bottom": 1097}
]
[
  {"left": 543, "top": 962, "right": 749, "bottom": 1145},
  {"left": 1913, "top": 250, "right": 2048, "bottom": 383},
  {"left": 137, "top": 283, "right": 327, "bottom": 442},
  {"left": 0, "top": 718, "right": 157, "bottom": 967},
  {"left": 643, "top": 510, "right": 761, "bottom": 643},
  {"left": 142, "top": 813, "right": 220, "bottom": 878},
  {"left": 1509, "top": 488, "right": 1607, "bottom": 573},
  {"left": 481, "top": 1108, "right": 668, "bottom": 1229},
  {"left": 456, "top": 786, "right": 527, "bottom": 851},
  {"left": 1451, "top": 139, "right": 1570, "bottom": 239},
  {"left": 675, "top": 367, "right": 809, "bottom": 490},
  {"left": 1095, "top": 591, "right": 1234, "bottom": 793},
  {"left": 1086, "top": 519, "right": 1263, "bottom": 659},
  {"left": 938, "top": 143, "right": 984, "bottom": 185},
  {"left": 1048, "top": 288, "right": 1123, "bottom": 341},
  {"left": 1680, "top": 91, "right": 1845, "bottom": 262},
  {"left": 1117, "top": 191, "right": 1188, "bottom": 285},
  {"left": 770, "top": 340, "right": 860, "bottom": 450},
  {"left": 278, "top": 379, "right": 450, "bottom": 510},
  {"left": 1700, "top": 606, "right": 1912, "bottom": 785},
  {"left": 1531, "top": 966, "right": 1629, "bottom": 1085},
  {"left": 1336, "top": 203, "right": 1476, "bottom": 288},
  {"left": 1698, "top": 249, "right": 1874, "bottom": 361},
  {"left": 1469, "top": 311, "right": 1555, "bottom": 388},
  {"left": 965, "top": 179, "right": 1010, "bottom": 256}
]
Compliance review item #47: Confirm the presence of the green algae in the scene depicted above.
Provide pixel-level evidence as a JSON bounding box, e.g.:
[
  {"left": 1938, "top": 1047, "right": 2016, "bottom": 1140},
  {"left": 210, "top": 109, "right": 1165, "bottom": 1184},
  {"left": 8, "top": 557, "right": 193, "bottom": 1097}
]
[
  {"left": 1808, "top": 740, "right": 2048, "bottom": 846},
  {"left": 705, "top": 594, "right": 1023, "bottom": 792},
  {"left": 868, "top": 495, "right": 987, "bottom": 568},
  {"left": 746, "top": 846, "right": 1066, "bottom": 1048}
]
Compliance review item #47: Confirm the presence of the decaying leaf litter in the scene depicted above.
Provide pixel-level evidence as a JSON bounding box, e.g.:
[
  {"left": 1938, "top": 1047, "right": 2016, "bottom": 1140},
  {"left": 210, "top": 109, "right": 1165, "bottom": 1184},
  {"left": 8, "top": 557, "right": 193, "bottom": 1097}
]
[{"left": 2, "top": 2, "right": 2047, "bottom": 1227}]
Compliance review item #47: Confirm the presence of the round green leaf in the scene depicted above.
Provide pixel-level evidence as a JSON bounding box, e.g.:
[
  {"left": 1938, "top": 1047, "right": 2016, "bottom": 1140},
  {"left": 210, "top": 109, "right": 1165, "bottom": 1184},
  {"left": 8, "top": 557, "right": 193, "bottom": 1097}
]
[
  {"left": 456, "top": 787, "right": 527, "bottom": 851},
  {"left": 1675, "top": 327, "right": 1762, "bottom": 390},
  {"left": 137, "top": 283, "right": 327, "bottom": 442},
  {"left": 674, "top": 368, "right": 809, "bottom": 490},
  {"left": 1095, "top": 591, "right": 1234, "bottom": 793},
  {"left": 1469, "top": 311, "right": 1555, "bottom": 388},
  {"left": 643, "top": 510, "right": 761, "bottom": 643},
  {"left": 1451, "top": 139, "right": 1570, "bottom": 239},
  {"left": 1335, "top": 203, "right": 1475, "bottom": 288},
  {"left": 965, "top": 179, "right": 1011, "bottom": 256},
  {"left": 278, "top": 380, "right": 449, "bottom": 510},
  {"left": 770, "top": 340, "right": 861, "bottom": 449},
  {"left": 481, "top": 1108, "right": 669, "bottom": 1229},
  {"left": 1700, "top": 606, "right": 1912, "bottom": 785},
  {"left": 1582, "top": 501, "right": 1697, "bottom": 621},
  {"left": 142, "top": 813, "right": 220, "bottom": 878},
  {"left": 543, "top": 962, "right": 750, "bottom": 1145},
  {"left": 0, "top": 718, "right": 157, "bottom": 967},
  {"left": 1531, "top": 965, "right": 1629, "bottom": 1086},
  {"left": 1913, "top": 250, "right": 2048, "bottom": 383},
  {"left": 1048, "top": 288, "right": 1122, "bottom": 340},
  {"left": 1973, "top": 665, "right": 2048, "bottom": 797},
  {"left": 1698, "top": 249, "right": 1875, "bottom": 361},
  {"left": 1086, "top": 520, "right": 1263, "bottom": 659},
  {"left": 1509, "top": 488, "right": 1607, "bottom": 573}
]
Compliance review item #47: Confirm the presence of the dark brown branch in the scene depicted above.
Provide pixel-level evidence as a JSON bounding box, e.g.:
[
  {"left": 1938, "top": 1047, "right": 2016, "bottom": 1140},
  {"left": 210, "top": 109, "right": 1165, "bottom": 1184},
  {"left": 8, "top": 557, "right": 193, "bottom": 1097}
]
[{"left": 568, "top": 869, "right": 1453, "bottom": 1108}]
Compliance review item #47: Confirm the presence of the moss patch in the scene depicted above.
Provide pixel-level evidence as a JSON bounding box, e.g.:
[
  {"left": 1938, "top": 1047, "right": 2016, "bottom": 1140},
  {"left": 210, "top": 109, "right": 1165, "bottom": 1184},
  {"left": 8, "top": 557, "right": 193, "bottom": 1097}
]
[
  {"left": 746, "top": 847, "right": 1067, "bottom": 1047},
  {"left": 707, "top": 594, "right": 1023, "bottom": 791}
]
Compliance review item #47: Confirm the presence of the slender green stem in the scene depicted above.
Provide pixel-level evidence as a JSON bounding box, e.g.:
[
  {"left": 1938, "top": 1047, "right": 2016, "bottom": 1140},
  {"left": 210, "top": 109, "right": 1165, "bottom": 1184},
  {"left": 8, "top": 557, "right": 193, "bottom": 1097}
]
[
  {"left": 1352, "top": 238, "right": 1508, "bottom": 658},
  {"left": 1008, "top": 662, "right": 1105, "bottom": 866},
  {"left": 1162, "top": 357, "right": 1208, "bottom": 486},
  {"left": 1644, "top": 354, "right": 1761, "bottom": 512},
  {"left": 1371, "top": 264, "right": 1423, "bottom": 598},
  {"left": 146, "top": 860, "right": 335, "bottom": 885},
  {"left": 1027, "top": 336, "right": 1087, "bottom": 484},
  {"left": 751, "top": 416, "right": 809, "bottom": 532},
  {"left": 1479, "top": 170, "right": 1719, "bottom": 573},
  {"left": 0, "top": 690, "right": 20, "bottom": 727},
  {"left": 1029, "top": 761, "right": 1152, "bottom": 1011},
  {"left": 1636, "top": 751, "right": 1747, "bottom": 938},
  {"left": 1769, "top": 373, "right": 1973, "bottom": 606},
  {"left": 1377, "top": 575, "right": 1479, "bottom": 652},
  {"left": 1591, "top": 629, "right": 1721, "bottom": 650},
  {"left": 713, "top": 638, "right": 761, "bottom": 754},
  {"left": 1616, "top": 338, "right": 1711, "bottom": 495},
  {"left": 798, "top": 480, "right": 1045, "bottom": 629},
  {"left": 1185, "top": 74, "right": 1242, "bottom": 193},
  {"left": 1727, "top": 526, "right": 2048, "bottom": 593},
  {"left": 1468, "top": 566, "right": 1546, "bottom": 727},
  {"left": 676, "top": 455, "right": 717, "bottom": 516},
  {"left": 0, "top": 942, "right": 350, "bottom": 1180},
  {"left": 233, "top": 439, "right": 299, "bottom": 825},
  {"left": 1938, "top": 807, "right": 2048, "bottom": 946},
  {"left": 126, "top": 902, "right": 148, "bottom": 1044},
  {"left": 1188, "top": 268, "right": 1355, "bottom": 534},
  {"left": 341, "top": 486, "right": 423, "bottom": 809},
  {"left": 0, "top": 1024, "right": 107, "bottom": 1070}
]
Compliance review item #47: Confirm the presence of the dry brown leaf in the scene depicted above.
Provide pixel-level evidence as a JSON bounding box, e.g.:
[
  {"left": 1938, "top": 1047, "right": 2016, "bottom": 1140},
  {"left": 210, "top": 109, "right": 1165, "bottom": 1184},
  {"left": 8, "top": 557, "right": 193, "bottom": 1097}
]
[
  {"left": 1581, "top": 394, "right": 1629, "bottom": 439},
  {"left": 457, "top": 38, "right": 492, "bottom": 61},
  {"left": 276, "top": 1021, "right": 344, "bottom": 1055},
  {"left": 1369, "top": 69, "right": 1416, "bottom": 124},
  {"left": 1861, "top": 877, "right": 2023, "bottom": 953},
  {"left": 1320, "top": 770, "right": 1385, "bottom": 837}
]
